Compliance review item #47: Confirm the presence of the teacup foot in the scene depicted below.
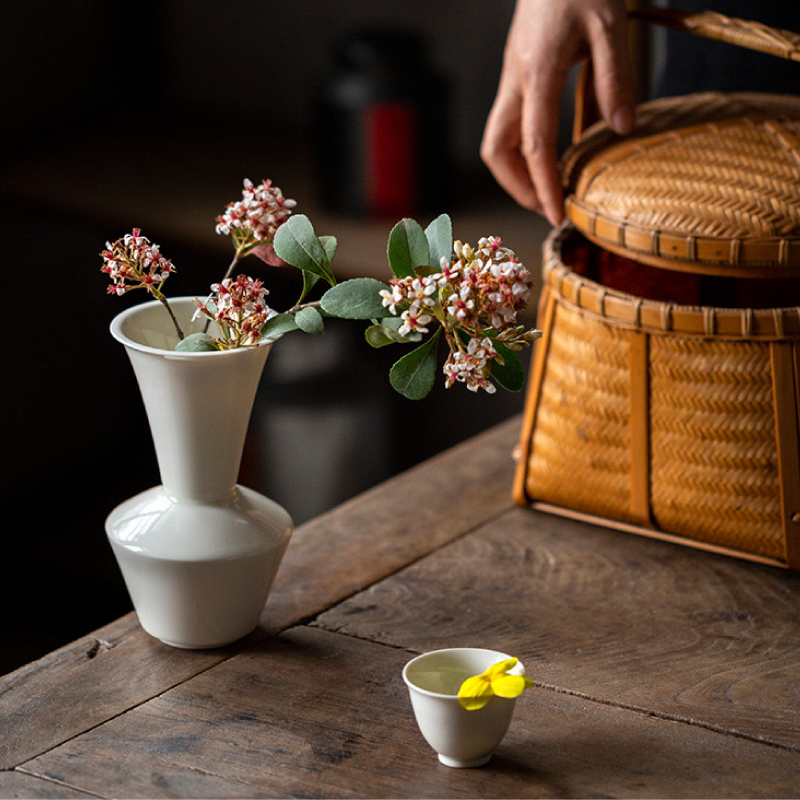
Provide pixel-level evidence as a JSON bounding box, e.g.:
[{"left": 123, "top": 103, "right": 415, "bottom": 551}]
[{"left": 438, "top": 753, "right": 492, "bottom": 769}]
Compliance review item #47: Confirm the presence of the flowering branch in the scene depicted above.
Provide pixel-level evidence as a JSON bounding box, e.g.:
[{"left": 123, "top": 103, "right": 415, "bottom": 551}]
[
  {"left": 100, "top": 229, "right": 185, "bottom": 340},
  {"left": 265, "top": 212, "right": 542, "bottom": 399},
  {"left": 100, "top": 183, "right": 541, "bottom": 395},
  {"left": 191, "top": 275, "right": 274, "bottom": 349},
  {"left": 370, "top": 215, "right": 542, "bottom": 399},
  {"left": 215, "top": 178, "right": 296, "bottom": 267},
  {"left": 101, "top": 180, "right": 306, "bottom": 351},
  {"left": 200, "top": 179, "right": 297, "bottom": 333}
]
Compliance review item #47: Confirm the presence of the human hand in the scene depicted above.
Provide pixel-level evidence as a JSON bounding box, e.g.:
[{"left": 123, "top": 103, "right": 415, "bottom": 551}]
[{"left": 481, "top": 0, "right": 635, "bottom": 225}]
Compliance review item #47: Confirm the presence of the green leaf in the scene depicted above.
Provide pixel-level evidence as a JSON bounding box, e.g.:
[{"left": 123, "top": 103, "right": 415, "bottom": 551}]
[
  {"left": 389, "top": 331, "right": 440, "bottom": 400},
  {"left": 365, "top": 324, "right": 401, "bottom": 348},
  {"left": 295, "top": 306, "right": 325, "bottom": 334},
  {"left": 174, "top": 332, "right": 217, "bottom": 352},
  {"left": 320, "top": 278, "right": 390, "bottom": 319},
  {"left": 297, "top": 269, "right": 321, "bottom": 304},
  {"left": 365, "top": 316, "right": 424, "bottom": 348},
  {"left": 260, "top": 311, "right": 300, "bottom": 341},
  {"left": 491, "top": 342, "right": 525, "bottom": 392},
  {"left": 424, "top": 213, "right": 453, "bottom": 271},
  {"left": 362, "top": 325, "right": 406, "bottom": 348},
  {"left": 273, "top": 215, "right": 336, "bottom": 286},
  {"left": 296, "top": 235, "right": 336, "bottom": 303},
  {"left": 319, "top": 234, "right": 338, "bottom": 263},
  {"left": 386, "top": 218, "right": 429, "bottom": 278}
]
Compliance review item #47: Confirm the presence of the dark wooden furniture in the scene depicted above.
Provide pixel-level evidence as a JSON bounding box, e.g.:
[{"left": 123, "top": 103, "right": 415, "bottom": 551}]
[{"left": 2, "top": 416, "right": 799, "bottom": 798}]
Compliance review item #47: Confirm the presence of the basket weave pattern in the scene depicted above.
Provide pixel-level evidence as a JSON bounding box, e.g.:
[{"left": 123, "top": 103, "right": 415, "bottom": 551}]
[
  {"left": 563, "top": 93, "right": 800, "bottom": 277},
  {"left": 527, "top": 298, "right": 636, "bottom": 522},
  {"left": 516, "top": 225, "right": 800, "bottom": 568},
  {"left": 649, "top": 336, "right": 783, "bottom": 558},
  {"left": 574, "top": 118, "right": 800, "bottom": 240}
]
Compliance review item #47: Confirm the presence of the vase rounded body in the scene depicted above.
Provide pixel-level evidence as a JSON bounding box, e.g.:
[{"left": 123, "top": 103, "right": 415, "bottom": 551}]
[{"left": 106, "top": 298, "right": 293, "bottom": 649}]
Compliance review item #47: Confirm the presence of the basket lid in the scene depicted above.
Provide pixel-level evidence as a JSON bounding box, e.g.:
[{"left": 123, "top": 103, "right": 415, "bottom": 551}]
[{"left": 562, "top": 92, "right": 800, "bottom": 278}]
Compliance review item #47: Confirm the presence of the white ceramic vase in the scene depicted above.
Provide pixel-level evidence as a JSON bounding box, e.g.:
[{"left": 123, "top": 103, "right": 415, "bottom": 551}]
[
  {"left": 105, "top": 297, "right": 293, "bottom": 649},
  {"left": 403, "top": 648, "right": 526, "bottom": 768}
]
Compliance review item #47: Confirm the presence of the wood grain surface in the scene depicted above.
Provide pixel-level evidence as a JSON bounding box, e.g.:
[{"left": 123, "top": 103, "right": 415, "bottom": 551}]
[
  {"left": 0, "top": 418, "right": 520, "bottom": 772},
  {"left": 262, "top": 415, "right": 521, "bottom": 633},
  {"left": 0, "top": 769, "right": 93, "bottom": 799},
  {"left": 4, "top": 415, "right": 800, "bottom": 798},
  {"left": 315, "top": 507, "right": 800, "bottom": 753},
  {"left": 18, "top": 627, "right": 800, "bottom": 799},
  {"left": 0, "top": 615, "right": 225, "bottom": 771}
]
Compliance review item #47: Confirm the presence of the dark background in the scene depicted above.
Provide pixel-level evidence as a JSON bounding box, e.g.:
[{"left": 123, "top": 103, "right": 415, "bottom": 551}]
[
  {"left": 0, "top": 0, "right": 531, "bottom": 674},
  {"left": 2, "top": 0, "right": 798, "bottom": 675}
]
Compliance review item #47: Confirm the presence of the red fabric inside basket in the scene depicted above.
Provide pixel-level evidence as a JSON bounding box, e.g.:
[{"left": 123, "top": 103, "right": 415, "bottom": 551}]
[{"left": 562, "top": 233, "right": 800, "bottom": 310}]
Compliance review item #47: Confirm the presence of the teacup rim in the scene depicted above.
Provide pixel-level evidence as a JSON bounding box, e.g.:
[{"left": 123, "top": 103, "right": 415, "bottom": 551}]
[{"left": 402, "top": 647, "right": 524, "bottom": 699}]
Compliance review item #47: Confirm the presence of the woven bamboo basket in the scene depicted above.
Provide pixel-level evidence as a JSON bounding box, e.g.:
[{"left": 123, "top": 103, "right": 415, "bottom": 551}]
[{"left": 513, "top": 7, "right": 800, "bottom": 569}]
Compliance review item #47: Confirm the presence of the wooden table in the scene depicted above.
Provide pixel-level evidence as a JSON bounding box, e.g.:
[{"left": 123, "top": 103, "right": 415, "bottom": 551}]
[{"left": 2, "top": 416, "right": 800, "bottom": 798}]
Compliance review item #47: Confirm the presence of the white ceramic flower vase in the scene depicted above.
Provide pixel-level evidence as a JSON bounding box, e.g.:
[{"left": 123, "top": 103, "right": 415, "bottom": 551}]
[
  {"left": 403, "top": 648, "right": 526, "bottom": 768},
  {"left": 106, "top": 297, "right": 293, "bottom": 649}
]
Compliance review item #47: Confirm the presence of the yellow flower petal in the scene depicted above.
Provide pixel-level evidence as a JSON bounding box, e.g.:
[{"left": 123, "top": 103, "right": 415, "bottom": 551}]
[
  {"left": 457, "top": 656, "right": 535, "bottom": 710},
  {"left": 459, "top": 695, "right": 492, "bottom": 711},
  {"left": 486, "top": 658, "right": 519, "bottom": 679},
  {"left": 491, "top": 674, "right": 535, "bottom": 699},
  {"left": 457, "top": 675, "right": 494, "bottom": 710},
  {"left": 458, "top": 675, "right": 492, "bottom": 697}
]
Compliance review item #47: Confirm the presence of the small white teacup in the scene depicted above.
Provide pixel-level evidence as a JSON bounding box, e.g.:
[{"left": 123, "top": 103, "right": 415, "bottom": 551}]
[{"left": 402, "top": 647, "right": 526, "bottom": 768}]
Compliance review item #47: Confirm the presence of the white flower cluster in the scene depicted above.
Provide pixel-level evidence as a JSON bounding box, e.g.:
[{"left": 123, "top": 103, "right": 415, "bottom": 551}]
[
  {"left": 443, "top": 336, "right": 499, "bottom": 394},
  {"left": 100, "top": 228, "right": 175, "bottom": 296},
  {"left": 380, "top": 277, "right": 436, "bottom": 337},
  {"left": 380, "top": 236, "right": 532, "bottom": 393},
  {"left": 194, "top": 275, "right": 275, "bottom": 348},
  {"left": 215, "top": 179, "right": 297, "bottom": 250}
]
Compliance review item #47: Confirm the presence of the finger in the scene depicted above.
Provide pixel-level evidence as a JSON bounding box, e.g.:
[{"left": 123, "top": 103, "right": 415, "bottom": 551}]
[
  {"left": 587, "top": 10, "right": 635, "bottom": 134},
  {"left": 519, "top": 66, "right": 568, "bottom": 225},
  {"left": 481, "top": 92, "right": 545, "bottom": 214}
]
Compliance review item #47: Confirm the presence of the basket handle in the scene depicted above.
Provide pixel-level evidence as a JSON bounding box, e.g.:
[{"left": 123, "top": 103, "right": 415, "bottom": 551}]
[
  {"left": 631, "top": 7, "right": 800, "bottom": 61},
  {"left": 572, "top": 6, "right": 800, "bottom": 142}
]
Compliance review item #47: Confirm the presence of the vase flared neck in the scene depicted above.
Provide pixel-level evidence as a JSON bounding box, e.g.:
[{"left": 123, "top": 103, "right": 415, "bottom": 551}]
[{"left": 112, "top": 298, "right": 271, "bottom": 501}]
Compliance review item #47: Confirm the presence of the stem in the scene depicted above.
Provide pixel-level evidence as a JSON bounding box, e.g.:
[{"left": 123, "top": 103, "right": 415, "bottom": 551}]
[
  {"left": 154, "top": 291, "right": 184, "bottom": 340},
  {"left": 220, "top": 250, "right": 242, "bottom": 284},
  {"left": 203, "top": 249, "right": 243, "bottom": 333},
  {"left": 286, "top": 299, "right": 322, "bottom": 315}
]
